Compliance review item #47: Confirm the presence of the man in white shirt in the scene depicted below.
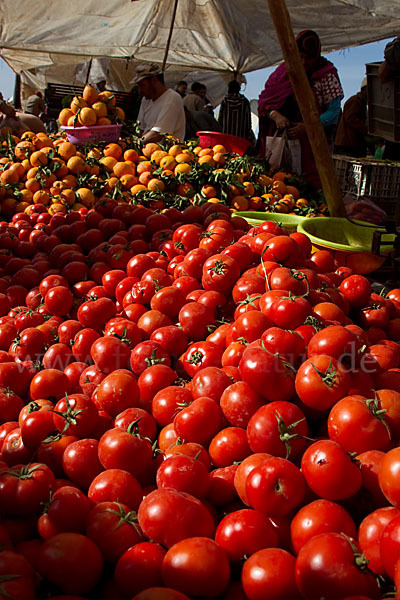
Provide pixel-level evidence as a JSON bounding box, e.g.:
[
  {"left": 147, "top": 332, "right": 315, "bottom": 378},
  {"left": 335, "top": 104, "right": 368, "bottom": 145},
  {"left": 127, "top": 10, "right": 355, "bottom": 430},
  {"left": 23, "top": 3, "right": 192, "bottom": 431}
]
[{"left": 135, "top": 63, "right": 185, "bottom": 143}]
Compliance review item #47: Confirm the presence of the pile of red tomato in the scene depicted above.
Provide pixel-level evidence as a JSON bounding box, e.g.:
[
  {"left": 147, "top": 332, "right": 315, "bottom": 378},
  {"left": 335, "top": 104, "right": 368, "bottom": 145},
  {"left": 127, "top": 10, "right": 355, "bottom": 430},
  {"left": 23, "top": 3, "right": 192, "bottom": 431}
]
[{"left": 2, "top": 197, "right": 400, "bottom": 600}]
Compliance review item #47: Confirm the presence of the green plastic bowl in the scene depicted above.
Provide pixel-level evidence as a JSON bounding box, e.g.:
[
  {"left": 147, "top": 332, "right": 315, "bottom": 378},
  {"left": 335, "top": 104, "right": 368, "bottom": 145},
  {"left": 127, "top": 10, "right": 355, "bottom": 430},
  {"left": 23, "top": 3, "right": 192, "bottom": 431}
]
[
  {"left": 236, "top": 211, "right": 305, "bottom": 232},
  {"left": 298, "top": 217, "right": 395, "bottom": 274}
]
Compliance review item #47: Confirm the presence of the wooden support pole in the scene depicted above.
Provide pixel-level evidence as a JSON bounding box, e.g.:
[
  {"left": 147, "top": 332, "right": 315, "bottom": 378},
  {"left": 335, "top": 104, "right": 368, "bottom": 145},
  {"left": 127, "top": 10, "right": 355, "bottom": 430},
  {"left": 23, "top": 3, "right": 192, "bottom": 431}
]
[
  {"left": 267, "top": 0, "right": 345, "bottom": 217},
  {"left": 162, "top": 0, "right": 179, "bottom": 73}
]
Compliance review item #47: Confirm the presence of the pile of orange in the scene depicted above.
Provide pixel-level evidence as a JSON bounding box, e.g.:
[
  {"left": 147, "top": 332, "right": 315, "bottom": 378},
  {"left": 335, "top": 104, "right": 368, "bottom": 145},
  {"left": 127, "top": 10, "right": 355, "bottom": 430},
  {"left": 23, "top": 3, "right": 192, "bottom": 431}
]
[
  {"left": 58, "top": 84, "right": 125, "bottom": 128},
  {"left": 0, "top": 126, "right": 326, "bottom": 219}
]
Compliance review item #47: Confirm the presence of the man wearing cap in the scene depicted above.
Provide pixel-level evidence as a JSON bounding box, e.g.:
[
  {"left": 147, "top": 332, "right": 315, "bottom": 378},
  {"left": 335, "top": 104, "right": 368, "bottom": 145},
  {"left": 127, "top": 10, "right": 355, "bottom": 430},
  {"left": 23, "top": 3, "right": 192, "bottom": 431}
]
[
  {"left": 334, "top": 78, "right": 369, "bottom": 158},
  {"left": 134, "top": 63, "right": 185, "bottom": 143}
]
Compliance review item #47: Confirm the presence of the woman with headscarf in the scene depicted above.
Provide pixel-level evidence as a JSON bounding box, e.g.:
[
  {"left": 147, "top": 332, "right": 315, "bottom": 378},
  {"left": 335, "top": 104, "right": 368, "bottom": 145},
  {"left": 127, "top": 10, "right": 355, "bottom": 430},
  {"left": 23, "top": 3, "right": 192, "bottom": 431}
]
[{"left": 258, "top": 30, "right": 343, "bottom": 188}]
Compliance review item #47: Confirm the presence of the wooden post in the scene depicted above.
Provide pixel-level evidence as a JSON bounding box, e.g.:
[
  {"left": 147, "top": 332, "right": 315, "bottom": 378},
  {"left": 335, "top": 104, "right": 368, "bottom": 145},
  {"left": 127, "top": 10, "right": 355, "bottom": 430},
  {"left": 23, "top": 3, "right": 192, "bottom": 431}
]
[
  {"left": 162, "top": 0, "right": 179, "bottom": 73},
  {"left": 267, "top": 0, "right": 345, "bottom": 217}
]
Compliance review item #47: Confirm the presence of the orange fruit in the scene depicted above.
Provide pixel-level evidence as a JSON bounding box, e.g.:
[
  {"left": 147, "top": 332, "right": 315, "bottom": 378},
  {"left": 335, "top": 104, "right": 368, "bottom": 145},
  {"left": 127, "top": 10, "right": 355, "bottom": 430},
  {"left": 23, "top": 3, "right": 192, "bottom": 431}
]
[
  {"left": 230, "top": 195, "right": 249, "bottom": 211},
  {"left": 198, "top": 155, "right": 215, "bottom": 167},
  {"left": 25, "top": 178, "right": 40, "bottom": 193},
  {"left": 35, "top": 135, "right": 54, "bottom": 150},
  {"left": 0, "top": 169, "right": 19, "bottom": 185},
  {"left": 249, "top": 196, "right": 264, "bottom": 211},
  {"left": 130, "top": 184, "right": 147, "bottom": 195},
  {"left": 169, "top": 144, "right": 184, "bottom": 157},
  {"left": 100, "top": 156, "right": 118, "bottom": 172},
  {"left": 258, "top": 174, "right": 273, "bottom": 187},
  {"left": 59, "top": 108, "right": 74, "bottom": 126},
  {"left": 136, "top": 161, "right": 153, "bottom": 175},
  {"left": 151, "top": 150, "right": 168, "bottom": 165},
  {"left": 143, "top": 143, "right": 161, "bottom": 159},
  {"left": 78, "top": 107, "right": 97, "bottom": 127},
  {"left": 98, "top": 91, "right": 116, "bottom": 106},
  {"left": 198, "top": 148, "right": 213, "bottom": 157},
  {"left": 30, "top": 151, "right": 48, "bottom": 168},
  {"left": 14, "top": 141, "right": 35, "bottom": 161},
  {"left": 97, "top": 117, "right": 112, "bottom": 126},
  {"left": 138, "top": 171, "right": 153, "bottom": 186},
  {"left": 272, "top": 180, "right": 287, "bottom": 195},
  {"left": 147, "top": 178, "right": 165, "bottom": 192},
  {"left": 124, "top": 149, "right": 140, "bottom": 163},
  {"left": 272, "top": 171, "right": 289, "bottom": 182},
  {"left": 285, "top": 185, "right": 299, "bottom": 200},
  {"left": 67, "top": 156, "right": 86, "bottom": 174},
  {"left": 213, "top": 152, "right": 226, "bottom": 166},
  {"left": 115, "top": 107, "right": 125, "bottom": 121},
  {"left": 201, "top": 185, "right": 218, "bottom": 199},
  {"left": 62, "top": 174, "right": 78, "bottom": 188},
  {"left": 76, "top": 188, "right": 95, "bottom": 207},
  {"left": 120, "top": 174, "right": 138, "bottom": 189},
  {"left": 33, "top": 190, "right": 50, "bottom": 205},
  {"left": 70, "top": 96, "right": 88, "bottom": 114},
  {"left": 174, "top": 163, "right": 191, "bottom": 175},
  {"left": 176, "top": 182, "right": 194, "bottom": 197},
  {"left": 103, "top": 143, "right": 123, "bottom": 160},
  {"left": 87, "top": 148, "right": 101, "bottom": 160},
  {"left": 49, "top": 203, "right": 68, "bottom": 216},
  {"left": 113, "top": 161, "right": 135, "bottom": 178},
  {"left": 60, "top": 188, "right": 76, "bottom": 206},
  {"left": 91, "top": 102, "right": 108, "bottom": 118},
  {"left": 213, "top": 144, "right": 227, "bottom": 154},
  {"left": 57, "top": 142, "right": 77, "bottom": 161},
  {"left": 175, "top": 153, "right": 192, "bottom": 164},
  {"left": 82, "top": 84, "right": 99, "bottom": 106},
  {"left": 243, "top": 182, "right": 255, "bottom": 197}
]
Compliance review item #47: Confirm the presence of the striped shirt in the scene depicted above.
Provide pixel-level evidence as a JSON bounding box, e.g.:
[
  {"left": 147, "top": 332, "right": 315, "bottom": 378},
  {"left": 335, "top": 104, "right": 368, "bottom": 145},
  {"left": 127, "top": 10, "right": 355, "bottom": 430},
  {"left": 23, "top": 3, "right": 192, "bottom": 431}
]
[{"left": 218, "top": 93, "right": 253, "bottom": 141}]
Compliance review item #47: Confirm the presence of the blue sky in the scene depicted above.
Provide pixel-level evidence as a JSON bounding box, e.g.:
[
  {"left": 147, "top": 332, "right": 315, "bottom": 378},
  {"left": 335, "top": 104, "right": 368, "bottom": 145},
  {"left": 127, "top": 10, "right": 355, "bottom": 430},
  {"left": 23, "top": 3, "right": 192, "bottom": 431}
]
[{"left": 0, "top": 37, "right": 391, "bottom": 105}]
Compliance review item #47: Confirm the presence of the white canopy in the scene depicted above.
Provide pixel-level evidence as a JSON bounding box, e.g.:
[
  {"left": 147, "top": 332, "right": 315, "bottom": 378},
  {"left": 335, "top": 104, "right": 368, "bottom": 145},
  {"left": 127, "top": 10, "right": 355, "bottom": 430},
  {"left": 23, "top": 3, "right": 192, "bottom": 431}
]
[{"left": 1, "top": 0, "right": 400, "bottom": 102}]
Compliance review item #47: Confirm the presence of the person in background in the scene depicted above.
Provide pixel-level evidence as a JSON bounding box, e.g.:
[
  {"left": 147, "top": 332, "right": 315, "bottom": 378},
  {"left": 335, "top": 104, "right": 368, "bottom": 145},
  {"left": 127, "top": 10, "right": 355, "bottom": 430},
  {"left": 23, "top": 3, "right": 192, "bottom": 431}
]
[
  {"left": 96, "top": 80, "right": 107, "bottom": 93},
  {"left": 135, "top": 63, "right": 185, "bottom": 143},
  {"left": 183, "top": 82, "right": 209, "bottom": 112},
  {"left": 377, "top": 37, "right": 400, "bottom": 160},
  {"left": 39, "top": 112, "right": 58, "bottom": 135},
  {"left": 198, "top": 84, "right": 214, "bottom": 115},
  {"left": 0, "top": 94, "right": 46, "bottom": 134},
  {"left": 334, "top": 78, "right": 369, "bottom": 157},
  {"left": 218, "top": 80, "right": 254, "bottom": 142},
  {"left": 176, "top": 81, "right": 188, "bottom": 98},
  {"left": 24, "top": 91, "right": 45, "bottom": 116},
  {"left": 258, "top": 29, "right": 343, "bottom": 188}
]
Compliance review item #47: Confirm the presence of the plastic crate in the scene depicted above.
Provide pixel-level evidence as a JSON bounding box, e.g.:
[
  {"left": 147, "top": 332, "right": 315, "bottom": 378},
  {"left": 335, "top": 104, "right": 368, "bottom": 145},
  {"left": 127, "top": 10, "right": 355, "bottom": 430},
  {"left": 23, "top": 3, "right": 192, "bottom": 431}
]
[
  {"left": 366, "top": 62, "right": 400, "bottom": 142},
  {"left": 61, "top": 124, "right": 122, "bottom": 145},
  {"left": 196, "top": 131, "right": 251, "bottom": 156},
  {"left": 333, "top": 154, "right": 400, "bottom": 222}
]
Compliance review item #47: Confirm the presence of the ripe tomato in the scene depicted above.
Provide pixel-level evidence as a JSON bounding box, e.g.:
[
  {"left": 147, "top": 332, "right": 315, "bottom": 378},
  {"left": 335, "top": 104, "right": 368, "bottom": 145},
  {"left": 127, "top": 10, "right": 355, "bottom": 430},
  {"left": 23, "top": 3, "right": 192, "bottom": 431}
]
[
  {"left": 96, "top": 370, "right": 140, "bottom": 417},
  {"left": 290, "top": 499, "right": 356, "bottom": 555},
  {"left": 220, "top": 381, "right": 263, "bottom": 428},
  {"left": 88, "top": 468, "right": 142, "bottom": 509},
  {"left": 138, "top": 488, "right": 215, "bottom": 548},
  {"left": 239, "top": 345, "right": 295, "bottom": 403},
  {"left": 216, "top": 509, "right": 279, "bottom": 562},
  {"left": 242, "top": 547, "right": 300, "bottom": 600},
  {"left": 115, "top": 542, "right": 167, "bottom": 598},
  {"left": 378, "top": 447, "right": 400, "bottom": 507},
  {"left": 162, "top": 537, "right": 230, "bottom": 598},
  {"left": 38, "top": 533, "right": 103, "bottom": 595},
  {"left": 0, "top": 462, "right": 56, "bottom": 515},
  {"left": 174, "top": 396, "right": 223, "bottom": 445},
  {"left": 298, "top": 535, "right": 380, "bottom": 599},
  {"left": 156, "top": 454, "right": 210, "bottom": 499},
  {"left": 301, "top": 440, "right": 362, "bottom": 501},
  {"left": 358, "top": 506, "right": 400, "bottom": 575},
  {"left": 246, "top": 456, "right": 305, "bottom": 518},
  {"left": 295, "top": 355, "right": 350, "bottom": 411}
]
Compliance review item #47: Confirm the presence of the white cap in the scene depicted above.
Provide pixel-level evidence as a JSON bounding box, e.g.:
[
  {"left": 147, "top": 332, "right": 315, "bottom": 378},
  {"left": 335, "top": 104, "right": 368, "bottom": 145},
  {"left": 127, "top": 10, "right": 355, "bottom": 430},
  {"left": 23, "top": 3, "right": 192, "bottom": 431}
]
[{"left": 361, "top": 77, "right": 367, "bottom": 88}]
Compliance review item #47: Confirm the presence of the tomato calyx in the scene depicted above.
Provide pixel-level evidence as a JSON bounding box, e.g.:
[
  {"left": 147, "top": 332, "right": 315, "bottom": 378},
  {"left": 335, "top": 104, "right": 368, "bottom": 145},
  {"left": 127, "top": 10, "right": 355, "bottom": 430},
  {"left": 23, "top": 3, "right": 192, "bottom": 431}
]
[
  {"left": 208, "top": 259, "right": 227, "bottom": 275},
  {"left": 304, "top": 315, "right": 325, "bottom": 331},
  {"left": 42, "top": 432, "right": 64, "bottom": 445},
  {"left": 152, "top": 276, "right": 161, "bottom": 292},
  {"left": 2, "top": 387, "right": 16, "bottom": 398},
  {"left": 237, "top": 294, "right": 262, "bottom": 308},
  {"left": 104, "top": 502, "right": 141, "bottom": 534},
  {"left": 341, "top": 533, "right": 376, "bottom": 576},
  {"left": 5, "top": 463, "right": 45, "bottom": 480},
  {"left": 185, "top": 351, "right": 204, "bottom": 365},
  {"left": 109, "top": 326, "right": 131, "bottom": 346},
  {"left": 52, "top": 394, "right": 86, "bottom": 433},
  {"left": 144, "top": 349, "right": 166, "bottom": 367},
  {"left": 274, "top": 411, "right": 312, "bottom": 459},
  {"left": 173, "top": 377, "right": 189, "bottom": 387},
  {"left": 309, "top": 359, "right": 337, "bottom": 387},
  {"left": 174, "top": 241, "right": 184, "bottom": 250},
  {"left": 365, "top": 395, "right": 391, "bottom": 439},
  {"left": 28, "top": 401, "right": 41, "bottom": 414},
  {"left": 234, "top": 336, "right": 249, "bottom": 346}
]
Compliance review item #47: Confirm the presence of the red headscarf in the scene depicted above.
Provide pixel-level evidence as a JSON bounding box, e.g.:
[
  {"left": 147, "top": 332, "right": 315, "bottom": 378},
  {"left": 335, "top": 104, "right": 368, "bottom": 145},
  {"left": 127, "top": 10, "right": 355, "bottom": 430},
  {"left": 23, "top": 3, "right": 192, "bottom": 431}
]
[{"left": 258, "top": 30, "right": 337, "bottom": 116}]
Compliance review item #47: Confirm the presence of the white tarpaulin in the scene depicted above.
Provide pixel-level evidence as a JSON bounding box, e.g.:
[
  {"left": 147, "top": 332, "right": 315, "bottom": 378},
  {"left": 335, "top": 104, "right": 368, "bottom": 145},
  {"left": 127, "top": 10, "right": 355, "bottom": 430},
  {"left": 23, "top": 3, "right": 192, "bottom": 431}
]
[{"left": 1, "top": 0, "right": 400, "bottom": 101}]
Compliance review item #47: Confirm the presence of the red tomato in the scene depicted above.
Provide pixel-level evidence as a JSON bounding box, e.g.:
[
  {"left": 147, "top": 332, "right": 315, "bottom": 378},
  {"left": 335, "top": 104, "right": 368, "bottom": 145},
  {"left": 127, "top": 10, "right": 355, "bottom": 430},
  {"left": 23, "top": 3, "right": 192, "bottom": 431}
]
[
  {"left": 38, "top": 533, "right": 103, "bottom": 595},
  {"left": 295, "top": 354, "right": 350, "bottom": 411},
  {"left": 0, "top": 462, "right": 56, "bottom": 515},
  {"left": 96, "top": 370, "right": 140, "bottom": 417},
  {"left": 290, "top": 499, "right": 356, "bottom": 555},
  {"left": 301, "top": 440, "right": 362, "bottom": 501},
  {"left": 216, "top": 509, "right": 279, "bottom": 562},
  {"left": 378, "top": 447, "right": 400, "bottom": 508},
  {"left": 162, "top": 537, "right": 230, "bottom": 598},
  {"left": 220, "top": 381, "right": 263, "bottom": 428},
  {"left": 295, "top": 533, "right": 380, "bottom": 599},
  {"left": 137, "top": 488, "right": 215, "bottom": 548},
  {"left": 156, "top": 453, "right": 210, "bottom": 498},
  {"left": 88, "top": 468, "right": 142, "bottom": 510},
  {"left": 242, "top": 548, "right": 300, "bottom": 600},
  {"left": 358, "top": 506, "right": 400, "bottom": 575},
  {"left": 239, "top": 345, "right": 295, "bottom": 403},
  {"left": 115, "top": 543, "right": 167, "bottom": 598},
  {"left": 246, "top": 456, "right": 305, "bottom": 518}
]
